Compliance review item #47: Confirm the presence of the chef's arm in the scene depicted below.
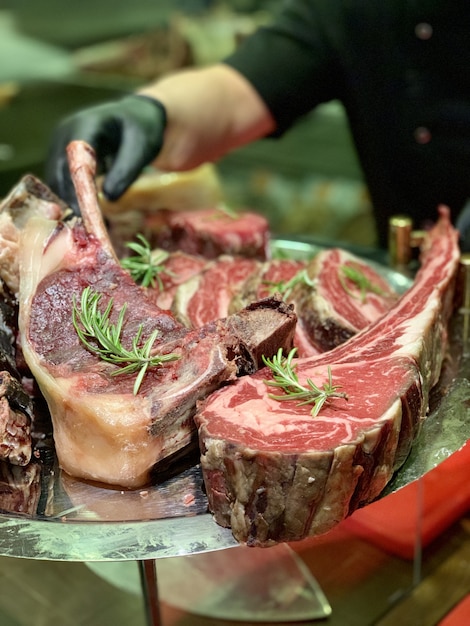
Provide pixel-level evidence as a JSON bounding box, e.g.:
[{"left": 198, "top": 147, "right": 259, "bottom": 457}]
[
  {"left": 45, "top": 63, "right": 275, "bottom": 211},
  {"left": 138, "top": 63, "right": 276, "bottom": 172}
]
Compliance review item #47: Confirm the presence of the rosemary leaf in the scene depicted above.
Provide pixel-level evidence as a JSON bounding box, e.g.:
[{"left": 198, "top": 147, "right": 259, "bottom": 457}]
[
  {"left": 207, "top": 203, "right": 238, "bottom": 220},
  {"left": 72, "top": 287, "right": 179, "bottom": 394},
  {"left": 262, "top": 348, "right": 347, "bottom": 416},
  {"left": 217, "top": 203, "right": 238, "bottom": 219},
  {"left": 338, "top": 264, "right": 385, "bottom": 304},
  {"left": 121, "top": 234, "right": 172, "bottom": 290},
  {"left": 263, "top": 268, "right": 316, "bottom": 300}
]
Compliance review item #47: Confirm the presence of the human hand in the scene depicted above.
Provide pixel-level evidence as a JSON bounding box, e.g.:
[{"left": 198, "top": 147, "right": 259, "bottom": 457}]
[{"left": 45, "top": 95, "right": 166, "bottom": 212}]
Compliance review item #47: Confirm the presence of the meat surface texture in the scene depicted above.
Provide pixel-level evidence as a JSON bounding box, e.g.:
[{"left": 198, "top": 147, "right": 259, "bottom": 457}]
[
  {"left": 146, "top": 207, "right": 270, "bottom": 260},
  {"left": 0, "top": 461, "right": 41, "bottom": 515},
  {"left": 228, "top": 258, "right": 321, "bottom": 357},
  {"left": 0, "top": 175, "right": 64, "bottom": 467},
  {"left": 291, "top": 248, "right": 399, "bottom": 351},
  {"left": 195, "top": 207, "right": 460, "bottom": 546},
  {"left": 18, "top": 141, "right": 296, "bottom": 488},
  {"left": 172, "top": 255, "right": 261, "bottom": 328},
  {"left": 150, "top": 251, "right": 209, "bottom": 311},
  {"left": 0, "top": 371, "right": 33, "bottom": 466},
  {"left": 0, "top": 175, "right": 65, "bottom": 297}
]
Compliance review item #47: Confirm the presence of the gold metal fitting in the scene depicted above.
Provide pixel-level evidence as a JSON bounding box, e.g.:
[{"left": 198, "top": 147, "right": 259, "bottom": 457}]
[{"left": 388, "top": 215, "right": 413, "bottom": 268}]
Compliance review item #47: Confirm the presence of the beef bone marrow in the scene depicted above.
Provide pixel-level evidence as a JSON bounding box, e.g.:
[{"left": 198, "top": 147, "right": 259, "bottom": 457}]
[
  {"left": 17, "top": 141, "right": 296, "bottom": 488},
  {"left": 195, "top": 206, "right": 460, "bottom": 547}
]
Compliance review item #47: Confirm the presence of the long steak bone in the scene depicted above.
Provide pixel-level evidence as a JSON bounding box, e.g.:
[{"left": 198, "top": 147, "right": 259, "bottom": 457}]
[
  {"left": 18, "top": 141, "right": 296, "bottom": 488},
  {"left": 195, "top": 206, "right": 460, "bottom": 546}
]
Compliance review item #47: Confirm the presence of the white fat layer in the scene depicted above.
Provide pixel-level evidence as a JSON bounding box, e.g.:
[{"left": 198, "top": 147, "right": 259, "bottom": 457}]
[
  {"left": 172, "top": 273, "right": 202, "bottom": 326},
  {"left": 18, "top": 216, "right": 65, "bottom": 322}
]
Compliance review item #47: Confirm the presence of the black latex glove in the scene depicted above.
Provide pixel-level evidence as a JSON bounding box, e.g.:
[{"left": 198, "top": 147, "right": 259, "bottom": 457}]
[{"left": 44, "top": 94, "right": 167, "bottom": 212}]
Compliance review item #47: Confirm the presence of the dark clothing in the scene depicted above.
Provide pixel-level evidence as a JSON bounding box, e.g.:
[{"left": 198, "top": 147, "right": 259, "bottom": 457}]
[{"left": 224, "top": 0, "right": 470, "bottom": 247}]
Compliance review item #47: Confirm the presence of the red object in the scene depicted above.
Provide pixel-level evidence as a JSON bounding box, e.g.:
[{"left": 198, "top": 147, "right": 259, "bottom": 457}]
[
  {"left": 147, "top": 207, "right": 270, "bottom": 260},
  {"left": 342, "top": 441, "right": 470, "bottom": 560},
  {"left": 438, "top": 594, "right": 470, "bottom": 626}
]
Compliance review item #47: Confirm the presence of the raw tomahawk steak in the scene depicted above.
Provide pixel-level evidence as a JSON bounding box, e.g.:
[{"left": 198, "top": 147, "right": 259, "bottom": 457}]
[
  {"left": 18, "top": 141, "right": 296, "bottom": 488},
  {"left": 195, "top": 206, "right": 460, "bottom": 546}
]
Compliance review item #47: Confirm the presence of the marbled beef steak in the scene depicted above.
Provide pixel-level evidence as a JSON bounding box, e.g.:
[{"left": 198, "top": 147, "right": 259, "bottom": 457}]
[
  {"left": 290, "top": 248, "right": 399, "bottom": 351},
  {"left": 172, "top": 255, "right": 261, "bottom": 328},
  {"left": 145, "top": 206, "right": 270, "bottom": 260},
  {"left": 195, "top": 207, "right": 460, "bottom": 546},
  {"left": 17, "top": 141, "right": 296, "bottom": 488}
]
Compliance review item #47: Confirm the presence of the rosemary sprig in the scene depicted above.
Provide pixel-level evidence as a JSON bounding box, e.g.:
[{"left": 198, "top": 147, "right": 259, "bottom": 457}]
[
  {"left": 262, "top": 348, "right": 347, "bottom": 417},
  {"left": 72, "top": 286, "right": 179, "bottom": 395},
  {"left": 120, "top": 234, "right": 172, "bottom": 290},
  {"left": 199, "top": 203, "right": 239, "bottom": 221},
  {"left": 214, "top": 202, "right": 238, "bottom": 219},
  {"left": 263, "top": 269, "right": 316, "bottom": 300},
  {"left": 338, "top": 264, "right": 385, "bottom": 304}
]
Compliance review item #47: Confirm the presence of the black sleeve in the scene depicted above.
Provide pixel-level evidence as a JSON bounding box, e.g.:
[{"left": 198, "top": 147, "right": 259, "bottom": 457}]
[{"left": 223, "top": 0, "right": 344, "bottom": 135}]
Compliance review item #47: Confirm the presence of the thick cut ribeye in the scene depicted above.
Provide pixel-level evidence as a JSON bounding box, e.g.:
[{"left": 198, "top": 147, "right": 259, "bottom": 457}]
[
  {"left": 146, "top": 207, "right": 270, "bottom": 260},
  {"left": 18, "top": 141, "right": 296, "bottom": 488},
  {"left": 195, "top": 207, "right": 459, "bottom": 546}
]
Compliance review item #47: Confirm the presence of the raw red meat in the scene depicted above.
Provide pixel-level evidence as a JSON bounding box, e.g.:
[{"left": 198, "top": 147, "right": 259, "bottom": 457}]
[
  {"left": 0, "top": 174, "right": 65, "bottom": 297},
  {"left": 232, "top": 257, "right": 321, "bottom": 357},
  {"left": 148, "top": 251, "right": 209, "bottom": 311},
  {"left": 195, "top": 206, "right": 460, "bottom": 546},
  {"left": 172, "top": 256, "right": 261, "bottom": 328},
  {"left": 146, "top": 206, "right": 270, "bottom": 260},
  {"left": 171, "top": 248, "right": 398, "bottom": 356},
  {"left": 0, "top": 175, "right": 65, "bottom": 467},
  {"left": 17, "top": 141, "right": 296, "bottom": 488},
  {"left": 291, "top": 248, "right": 399, "bottom": 351}
]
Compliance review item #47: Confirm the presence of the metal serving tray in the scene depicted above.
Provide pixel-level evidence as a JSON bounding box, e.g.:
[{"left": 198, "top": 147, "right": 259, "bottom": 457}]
[{"left": 0, "top": 239, "right": 467, "bottom": 562}]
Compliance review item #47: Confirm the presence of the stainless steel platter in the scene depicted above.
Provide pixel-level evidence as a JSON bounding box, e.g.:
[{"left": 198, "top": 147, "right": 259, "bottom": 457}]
[{"left": 0, "top": 238, "right": 468, "bottom": 562}]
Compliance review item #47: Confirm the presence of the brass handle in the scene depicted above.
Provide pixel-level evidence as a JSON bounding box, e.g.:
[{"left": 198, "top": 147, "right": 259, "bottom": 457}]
[
  {"left": 388, "top": 216, "right": 426, "bottom": 272},
  {"left": 458, "top": 254, "right": 470, "bottom": 351},
  {"left": 388, "top": 215, "right": 413, "bottom": 268}
]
